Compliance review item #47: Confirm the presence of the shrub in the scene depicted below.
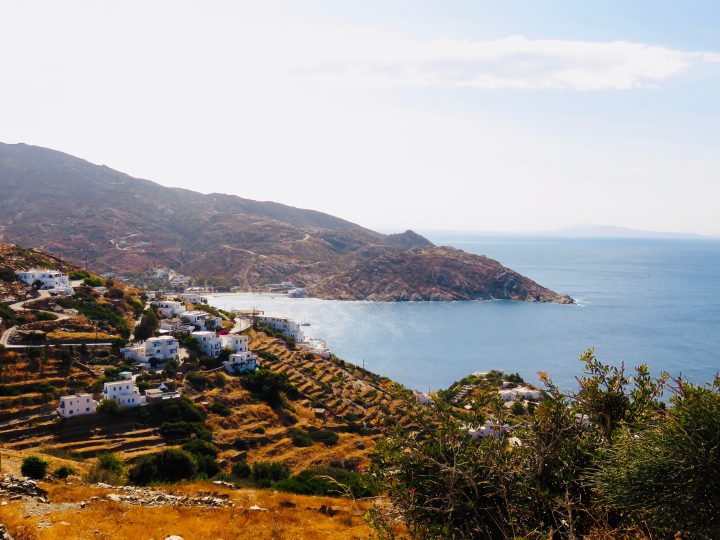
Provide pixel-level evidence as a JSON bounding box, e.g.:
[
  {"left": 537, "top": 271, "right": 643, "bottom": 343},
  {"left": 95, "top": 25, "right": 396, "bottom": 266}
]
[
  {"left": 159, "top": 421, "right": 212, "bottom": 442},
  {"left": 0, "top": 267, "right": 17, "bottom": 282},
  {"left": 182, "top": 439, "right": 218, "bottom": 458},
  {"left": 34, "top": 311, "right": 58, "bottom": 321},
  {"left": 53, "top": 465, "right": 75, "bottom": 480},
  {"left": 274, "top": 467, "right": 376, "bottom": 498},
  {"left": 232, "top": 438, "right": 250, "bottom": 451},
  {"left": 208, "top": 402, "right": 232, "bottom": 417},
  {"left": 240, "top": 367, "right": 297, "bottom": 407},
  {"left": 21, "top": 456, "right": 49, "bottom": 479},
  {"left": 86, "top": 453, "right": 126, "bottom": 484},
  {"left": 589, "top": 383, "right": 720, "bottom": 537},
  {"left": 186, "top": 372, "right": 208, "bottom": 390},
  {"left": 83, "top": 276, "right": 104, "bottom": 287},
  {"left": 69, "top": 270, "right": 90, "bottom": 280},
  {"left": 251, "top": 461, "right": 290, "bottom": 487},
  {"left": 231, "top": 461, "right": 251, "bottom": 479},
  {"left": 308, "top": 428, "right": 339, "bottom": 446},
  {"left": 107, "top": 287, "right": 125, "bottom": 299},
  {"left": 288, "top": 428, "right": 312, "bottom": 447},
  {"left": 97, "top": 399, "right": 119, "bottom": 416},
  {"left": 194, "top": 454, "right": 220, "bottom": 479},
  {"left": 129, "top": 449, "right": 198, "bottom": 485}
]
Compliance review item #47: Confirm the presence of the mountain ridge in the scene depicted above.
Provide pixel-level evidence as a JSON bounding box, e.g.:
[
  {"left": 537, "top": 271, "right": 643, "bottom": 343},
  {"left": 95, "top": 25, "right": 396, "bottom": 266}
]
[{"left": 0, "top": 142, "right": 572, "bottom": 303}]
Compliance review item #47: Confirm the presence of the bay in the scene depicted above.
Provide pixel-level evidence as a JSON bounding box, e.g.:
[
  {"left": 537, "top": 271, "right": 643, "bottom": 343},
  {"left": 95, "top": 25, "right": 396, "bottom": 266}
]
[{"left": 208, "top": 236, "right": 720, "bottom": 391}]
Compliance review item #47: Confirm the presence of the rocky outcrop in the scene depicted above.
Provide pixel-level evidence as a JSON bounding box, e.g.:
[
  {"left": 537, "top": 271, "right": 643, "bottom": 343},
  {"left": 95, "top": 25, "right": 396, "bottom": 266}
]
[{"left": 308, "top": 246, "right": 574, "bottom": 303}]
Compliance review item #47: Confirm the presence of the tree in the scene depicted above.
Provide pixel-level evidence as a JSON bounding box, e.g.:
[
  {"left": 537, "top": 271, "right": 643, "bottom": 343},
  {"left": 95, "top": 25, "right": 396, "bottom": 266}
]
[
  {"left": 133, "top": 309, "right": 159, "bottom": 341},
  {"left": 21, "top": 456, "right": 49, "bottom": 479},
  {"left": 589, "top": 380, "right": 720, "bottom": 538},
  {"left": 97, "top": 399, "right": 120, "bottom": 416}
]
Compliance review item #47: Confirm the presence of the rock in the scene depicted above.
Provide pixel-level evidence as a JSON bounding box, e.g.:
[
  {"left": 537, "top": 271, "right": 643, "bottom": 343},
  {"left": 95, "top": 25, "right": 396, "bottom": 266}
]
[
  {"left": 0, "top": 524, "right": 14, "bottom": 540},
  {"left": 318, "top": 504, "right": 338, "bottom": 517},
  {"left": 229, "top": 451, "right": 247, "bottom": 463},
  {"left": 278, "top": 500, "right": 296, "bottom": 509},
  {"left": 248, "top": 504, "right": 268, "bottom": 511},
  {"left": 164, "top": 536, "right": 184, "bottom": 540}
]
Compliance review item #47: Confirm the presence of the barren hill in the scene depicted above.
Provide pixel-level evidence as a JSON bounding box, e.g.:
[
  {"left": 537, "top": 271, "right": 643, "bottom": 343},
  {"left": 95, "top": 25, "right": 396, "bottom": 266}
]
[{"left": 0, "top": 143, "right": 572, "bottom": 303}]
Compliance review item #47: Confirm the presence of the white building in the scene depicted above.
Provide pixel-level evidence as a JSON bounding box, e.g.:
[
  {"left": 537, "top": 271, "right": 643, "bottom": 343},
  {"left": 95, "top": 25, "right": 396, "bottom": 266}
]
[
  {"left": 121, "top": 336, "right": 179, "bottom": 364},
  {"left": 152, "top": 300, "right": 186, "bottom": 317},
  {"left": 221, "top": 333, "right": 249, "bottom": 353},
  {"left": 191, "top": 331, "right": 223, "bottom": 358},
  {"left": 223, "top": 352, "right": 258, "bottom": 374},
  {"left": 159, "top": 318, "right": 195, "bottom": 334},
  {"left": 257, "top": 315, "right": 305, "bottom": 342},
  {"left": 498, "top": 386, "right": 542, "bottom": 402},
  {"left": 181, "top": 310, "right": 222, "bottom": 330},
  {"left": 413, "top": 390, "right": 434, "bottom": 407},
  {"left": 179, "top": 293, "right": 207, "bottom": 304},
  {"left": 17, "top": 268, "right": 74, "bottom": 296},
  {"left": 102, "top": 380, "right": 146, "bottom": 408},
  {"left": 56, "top": 393, "right": 98, "bottom": 418},
  {"left": 469, "top": 420, "right": 510, "bottom": 440}
]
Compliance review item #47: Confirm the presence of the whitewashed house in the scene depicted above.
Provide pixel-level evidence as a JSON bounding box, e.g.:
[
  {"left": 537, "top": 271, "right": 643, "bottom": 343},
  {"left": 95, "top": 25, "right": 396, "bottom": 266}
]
[
  {"left": 152, "top": 300, "right": 186, "bottom": 317},
  {"left": 159, "top": 318, "right": 195, "bottom": 334},
  {"left": 56, "top": 393, "right": 98, "bottom": 418},
  {"left": 413, "top": 390, "right": 434, "bottom": 407},
  {"left": 257, "top": 315, "right": 305, "bottom": 342},
  {"left": 17, "top": 268, "right": 74, "bottom": 296},
  {"left": 121, "top": 336, "right": 179, "bottom": 365},
  {"left": 179, "top": 293, "right": 206, "bottom": 304},
  {"left": 181, "top": 310, "right": 222, "bottom": 330},
  {"left": 102, "top": 380, "right": 146, "bottom": 408},
  {"left": 221, "top": 334, "right": 249, "bottom": 353},
  {"left": 469, "top": 420, "right": 510, "bottom": 440},
  {"left": 223, "top": 352, "right": 258, "bottom": 374},
  {"left": 191, "top": 331, "right": 223, "bottom": 358},
  {"left": 498, "top": 386, "right": 542, "bottom": 402}
]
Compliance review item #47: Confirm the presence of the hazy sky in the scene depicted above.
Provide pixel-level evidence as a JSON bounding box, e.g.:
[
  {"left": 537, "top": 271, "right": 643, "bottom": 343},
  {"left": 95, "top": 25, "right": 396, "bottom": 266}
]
[{"left": 2, "top": 1, "right": 719, "bottom": 234}]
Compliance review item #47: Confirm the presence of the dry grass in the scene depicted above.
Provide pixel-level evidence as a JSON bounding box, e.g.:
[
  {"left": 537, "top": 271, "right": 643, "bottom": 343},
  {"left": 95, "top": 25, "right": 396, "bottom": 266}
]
[
  {"left": 45, "top": 330, "right": 117, "bottom": 341},
  {"left": 0, "top": 480, "right": 375, "bottom": 540}
]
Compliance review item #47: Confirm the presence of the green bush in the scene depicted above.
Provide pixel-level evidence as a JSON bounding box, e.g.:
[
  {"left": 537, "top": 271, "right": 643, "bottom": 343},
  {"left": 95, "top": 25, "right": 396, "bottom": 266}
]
[
  {"left": 288, "top": 428, "right": 313, "bottom": 447},
  {"left": 307, "top": 428, "right": 339, "bottom": 446},
  {"left": 97, "top": 399, "right": 119, "bottom": 416},
  {"left": 83, "top": 276, "right": 104, "bottom": 287},
  {"left": 251, "top": 461, "right": 290, "bottom": 487},
  {"left": 129, "top": 449, "right": 198, "bottom": 485},
  {"left": 232, "top": 461, "right": 251, "bottom": 479},
  {"left": 182, "top": 439, "right": 218, "bottom": 458},
  {"left": 159, "top": 421, "right": 212, "bottom": 442},
  {"left": 53, "top": 465, "right": 75, "bottom": 480},
  {"left": 86, "top": 453, "right": 126, "bottom": 484},
  {"left": 21, "top": 456, "right": 49, "bottom": 479},
  {"left": 69, "top": 270, "right": 90, "bottom": 280},
  {"left": 208, "top": 401, "right": 232, "bottom": 417},
  {"left": 0, "top": 267, "right": 17, "bottom": 282},
  {"left": 240, "top": 367, "right": 297, "bottom": 407},
  {"left": 273, "top": 467, "right": 376, "bottom": 498},
  {"left": 589, "top": 383, "right": 720, "bottom": 537}
]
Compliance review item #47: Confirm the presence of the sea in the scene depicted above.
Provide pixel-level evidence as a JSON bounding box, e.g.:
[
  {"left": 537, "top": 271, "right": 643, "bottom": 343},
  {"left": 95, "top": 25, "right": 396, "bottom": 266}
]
[{"left": 208, "top": 235, "right": 720, "bottom": 392}]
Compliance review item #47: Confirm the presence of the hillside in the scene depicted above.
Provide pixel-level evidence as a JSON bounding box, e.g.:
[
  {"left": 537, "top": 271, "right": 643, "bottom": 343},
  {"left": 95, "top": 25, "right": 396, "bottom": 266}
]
[{"left": 0, "top": 143, "right": 572, "bottom": 303}]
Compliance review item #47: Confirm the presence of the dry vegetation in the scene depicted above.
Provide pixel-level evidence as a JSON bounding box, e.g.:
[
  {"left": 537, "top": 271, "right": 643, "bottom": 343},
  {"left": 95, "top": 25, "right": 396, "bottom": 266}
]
[{"left": 0, "top": 477, "right": 376, "bottom": 540}]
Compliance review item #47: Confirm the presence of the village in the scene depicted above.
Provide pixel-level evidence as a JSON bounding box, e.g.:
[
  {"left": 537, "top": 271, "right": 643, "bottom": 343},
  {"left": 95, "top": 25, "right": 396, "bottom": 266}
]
[{"left": 3, "top": 266, "right": 548, "bottom": 445}]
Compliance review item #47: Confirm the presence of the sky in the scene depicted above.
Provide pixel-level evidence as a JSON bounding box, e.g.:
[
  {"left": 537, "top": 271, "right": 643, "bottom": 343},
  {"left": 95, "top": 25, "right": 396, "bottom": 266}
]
[{"left": 1, "top": 1, "right": 719, "bottom": 235}]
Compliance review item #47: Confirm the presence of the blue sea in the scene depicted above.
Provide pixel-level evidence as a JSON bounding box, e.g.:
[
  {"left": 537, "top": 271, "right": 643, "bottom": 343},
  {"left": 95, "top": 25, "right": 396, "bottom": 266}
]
[{"left": 208, "top": 236, "right": 720, "bottom": 392}]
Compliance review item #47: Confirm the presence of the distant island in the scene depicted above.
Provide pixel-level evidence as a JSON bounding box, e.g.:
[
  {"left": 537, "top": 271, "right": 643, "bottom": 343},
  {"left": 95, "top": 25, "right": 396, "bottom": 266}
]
[{"left": 0, "top": 143, "right": 572, "bottom": 303}]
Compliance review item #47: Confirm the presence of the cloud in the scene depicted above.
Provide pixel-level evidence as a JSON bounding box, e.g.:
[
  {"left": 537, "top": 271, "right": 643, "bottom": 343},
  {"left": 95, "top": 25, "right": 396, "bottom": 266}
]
[{"left": 294, "top": 35, "right": 720, "bottom": 91}]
